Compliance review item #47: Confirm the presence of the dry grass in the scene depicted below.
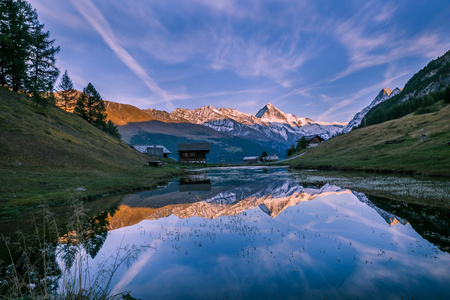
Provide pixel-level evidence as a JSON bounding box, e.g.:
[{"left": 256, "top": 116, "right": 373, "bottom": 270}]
[
  {"left": 0, "top": 203, "right": 139, "bottom": 299},
  {"left": 0, "top": 87, "right": 185, "bottom": 218}
]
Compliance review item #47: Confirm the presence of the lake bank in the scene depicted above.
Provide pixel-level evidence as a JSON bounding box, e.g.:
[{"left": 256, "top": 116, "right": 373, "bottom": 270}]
[{"left": 0, "top": 161, "right": 187, "bottom": 219}]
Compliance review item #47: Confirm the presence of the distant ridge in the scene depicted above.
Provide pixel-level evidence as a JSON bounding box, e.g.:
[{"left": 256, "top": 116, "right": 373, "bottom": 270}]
[{"left": 104, "top": 102, "right": 346, "bottom": 154}]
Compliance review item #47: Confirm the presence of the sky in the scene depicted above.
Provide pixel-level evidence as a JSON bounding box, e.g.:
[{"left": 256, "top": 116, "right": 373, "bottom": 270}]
[{"left": 28, "top": 0, "right": 450, "bottom": 123}]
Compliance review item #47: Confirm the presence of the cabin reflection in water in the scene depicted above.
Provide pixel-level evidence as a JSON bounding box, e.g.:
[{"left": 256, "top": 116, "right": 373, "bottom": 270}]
[{"left": 179, "top": 176, "right": 211, "bottom": 192}]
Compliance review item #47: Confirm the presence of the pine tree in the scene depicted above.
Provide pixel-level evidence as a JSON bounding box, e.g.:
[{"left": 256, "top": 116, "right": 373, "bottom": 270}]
[
  {"left": 0, "top": 0, "right": 36, "bottom": 92},
  {"left": 0, "top": 0, "right": 36, "bottom": 91},
  {"left": 57, "top": 70, "right": 76, "bottom": 111},
  {"left": 286, "top": 144, "right": 295, "bottom": 157},
  {"left": 26, "top": 14, "right": 60, "bottom": 105},
  {"left": 75, "top": 82, "right": 106, "bottom": 127},
  {"left": 73, "top": 95, "right": 87, "bottom": 120},
  {"left": 105, "top": 120, "right": 121, "bottom": 139},
  {"left": 445, "top": 86, "right": 450, "bottom": 104},
  {"left": 296, "top": 136, "right": 307, "bottom": 151}
]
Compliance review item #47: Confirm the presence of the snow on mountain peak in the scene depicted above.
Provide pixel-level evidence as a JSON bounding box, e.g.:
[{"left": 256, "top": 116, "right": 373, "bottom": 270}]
[
  {"left": 255, "top": 103, "right": 287, "bottom": 122},
  {"left": 342, "top": 87, "right": 401, "bottom": 133},
  {"left": 142, "top": 101, "right": 346, "bottom": 152}
]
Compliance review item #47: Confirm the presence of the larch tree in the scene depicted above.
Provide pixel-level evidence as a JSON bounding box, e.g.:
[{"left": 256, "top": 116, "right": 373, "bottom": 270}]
[
  {"left": 57, "top": 70, "right": 76, "bottom": 111},
  {"left": 74, "top": 82, "right": 106, "bottom": 127},
  {"left": 0, "top": 0, "right": 35, "bottom": 91},
  {"left": 445, "top": 86, "right": 450, "bottom": 104},
  {"left": 27, "top": 14, "right": 60, "bottom": 107},
  {"left": 296, "top": 136, "right": 307, "bottom": 151}
]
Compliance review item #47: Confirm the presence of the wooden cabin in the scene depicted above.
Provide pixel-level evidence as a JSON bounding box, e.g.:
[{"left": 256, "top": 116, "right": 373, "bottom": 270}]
[
  {"left": 178, "top": 142, "right": 210, "bottom": 163},
  {"left": 305, "top": 135, "right": 325, "bottom": 148}
]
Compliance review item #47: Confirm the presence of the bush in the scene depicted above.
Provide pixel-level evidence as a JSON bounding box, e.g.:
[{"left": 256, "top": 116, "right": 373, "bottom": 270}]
[
  {"left": 415, "top": 106, "right": 440, "bottom": 115},
  {"left": 445, "top": 86, "right": 450, "bottom": 104}
]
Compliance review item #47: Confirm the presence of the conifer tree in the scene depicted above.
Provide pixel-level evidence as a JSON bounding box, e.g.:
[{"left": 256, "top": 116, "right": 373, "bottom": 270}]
[
  {"left": 445, "top": 86, "right": 450, "bottom": 104},
  {"left": 74, "top": 82, "right": 106, "bottom": 127},
  {"left": 296, "top": 136, "right": 307, "bottom": 151},
  {"left": 105, "top": 120, "right": 121, "bottom": 139},
  {"left": 57, "top": 70, "right": 76, "bottom": 111},
  {"left": 26, "top": 14, "right": 60, "bottom": 104},
  {"left": 286, "top": 144, "right": 295, "bottom": 157},
  {"left": 0, "top": 0, "right": 36, "bottom": 91}
]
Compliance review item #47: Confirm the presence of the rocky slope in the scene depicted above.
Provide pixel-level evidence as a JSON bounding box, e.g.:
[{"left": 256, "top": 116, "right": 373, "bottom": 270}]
[
  {"left": 363, "top": 49, "right": 450, "bottom": 123},
  {"left": 343, "top": 88, "right": 401, "bottom": 133}
]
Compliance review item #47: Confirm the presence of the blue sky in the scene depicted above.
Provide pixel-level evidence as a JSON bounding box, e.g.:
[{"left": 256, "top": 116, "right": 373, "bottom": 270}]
[{"left": 28, "top": 0, "right": 450, "bottom": 122}]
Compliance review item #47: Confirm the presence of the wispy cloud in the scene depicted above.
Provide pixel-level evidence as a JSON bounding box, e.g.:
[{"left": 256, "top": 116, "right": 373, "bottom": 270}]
[
  {"left": 113, "top": 1, "right": 319, "bottom": 88},
  {"left": 317, "top": 69, "right": 412, "bottom": 122},
  {"left": 28, "top": 0, "right": 87, "bottom": 30},
  {"left": 329, "top": 1, "right": 450, "bottom": 82},
  {"left": 211, "top": 35, "right": 308, "bottom": 87},
  {"left": 70, "top": 0, "right": 188, "bottom": 109}
]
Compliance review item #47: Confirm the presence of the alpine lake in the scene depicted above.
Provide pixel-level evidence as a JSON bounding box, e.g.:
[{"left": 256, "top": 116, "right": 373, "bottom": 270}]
[{"left": 1, "top": 166, "right": 449, "bottom": 299}]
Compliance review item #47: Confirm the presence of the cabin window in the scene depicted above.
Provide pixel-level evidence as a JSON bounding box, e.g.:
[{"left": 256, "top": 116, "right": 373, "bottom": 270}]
[{"left": 190, "top": 153, "right": 195, "bottom": 157}]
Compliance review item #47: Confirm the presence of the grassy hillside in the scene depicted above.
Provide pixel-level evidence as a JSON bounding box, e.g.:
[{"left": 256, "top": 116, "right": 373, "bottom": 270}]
[
  {"left": 364, "top": 50, "right": 450, "bottom": 126},
  {"left": 285, "top": 102, "right": 450, "bottom": 177},
  {"left": 0, "top": 87, "right": 184, "bottom": 218}
]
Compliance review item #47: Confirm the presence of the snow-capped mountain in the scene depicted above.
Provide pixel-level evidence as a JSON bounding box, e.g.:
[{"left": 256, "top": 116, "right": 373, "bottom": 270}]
[
  {"left": 144, "top": 103, "right": 346, "bottom": 152},
  {"left": 342, "top": 88, "right": 401, "bottom": 133},
  {"left": 255, "top": 103, "right": 313, "bottom": 127}
]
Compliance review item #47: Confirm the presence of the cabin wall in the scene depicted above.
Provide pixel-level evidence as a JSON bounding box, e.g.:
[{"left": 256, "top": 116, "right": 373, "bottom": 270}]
[{"left": 179, "top": 151, "right": 208, "bottom": 163}]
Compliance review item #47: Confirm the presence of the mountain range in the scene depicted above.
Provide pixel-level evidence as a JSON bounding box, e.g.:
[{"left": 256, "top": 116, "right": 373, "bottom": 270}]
[
  {"left": 61, "top": 49, "right": 450, "bottom": 163},
  {"left": 104, "top": 101, "right": 346, "bottom": 160}
]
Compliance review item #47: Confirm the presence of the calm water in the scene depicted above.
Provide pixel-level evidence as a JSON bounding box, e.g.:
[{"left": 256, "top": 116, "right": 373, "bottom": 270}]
[{"left": 3, "top": 167, "right": 450, "bottom": 299}]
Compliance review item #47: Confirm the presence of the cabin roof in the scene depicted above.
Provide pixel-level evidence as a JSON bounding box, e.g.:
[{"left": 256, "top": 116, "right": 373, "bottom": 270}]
[
  {"left": 178, "top": 142, "right": 210, "bottom": 152},
  {"left": 132, "top": 145, "right": 172, "bottom": 154},
  {"left": 243, "top": 156, "right": 260, "bottom": 160},
  {"left": 304, "top": 135, "right": 324, "bottom": 142}
]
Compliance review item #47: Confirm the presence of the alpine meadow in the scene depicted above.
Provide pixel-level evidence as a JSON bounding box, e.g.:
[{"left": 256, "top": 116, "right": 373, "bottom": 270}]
[{"left": 1, "top": 1, "right": 450, "bottom": 299}]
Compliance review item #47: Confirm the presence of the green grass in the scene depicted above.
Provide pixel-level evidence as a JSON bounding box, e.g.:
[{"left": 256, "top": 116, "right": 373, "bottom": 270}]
[
  {"left": 0, "top": 87, "right": 185, "bottom": 218},
  {"left": 284, "top": 103, "right": 450, "bottom": 177}
]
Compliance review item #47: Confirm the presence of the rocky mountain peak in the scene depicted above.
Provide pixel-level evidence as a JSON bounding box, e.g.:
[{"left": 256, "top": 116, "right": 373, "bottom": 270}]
[
  {"left": 375, "top": 88, "right": 392, "bottom": 102},
  {"left": 255, "top": 103, "right": 286, "bottom": 120},
  {"left": 342, "top": 87, "right": 401, "bottom": 133}
]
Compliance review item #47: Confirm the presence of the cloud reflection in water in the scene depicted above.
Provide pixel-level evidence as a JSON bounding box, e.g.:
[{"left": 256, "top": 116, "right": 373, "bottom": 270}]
[{"left": 58, "top": 167, "right": 450, "bottom": 299}]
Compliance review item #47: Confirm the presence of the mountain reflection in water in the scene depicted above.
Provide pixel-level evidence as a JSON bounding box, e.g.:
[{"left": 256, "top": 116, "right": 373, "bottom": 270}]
[{"left": 57, "top": 167, "right": 450, "bottom": 299}]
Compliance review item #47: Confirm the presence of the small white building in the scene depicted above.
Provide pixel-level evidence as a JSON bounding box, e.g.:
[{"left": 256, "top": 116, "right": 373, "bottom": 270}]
[
  {"left": 243, "top": 156, "right": 260, "bottom": 164},
  {"left": 132, "top": 145, "right": 172, "bottom": 158},
  {"left": 263, "top": 155, "right": 279, "bottom": 162}
]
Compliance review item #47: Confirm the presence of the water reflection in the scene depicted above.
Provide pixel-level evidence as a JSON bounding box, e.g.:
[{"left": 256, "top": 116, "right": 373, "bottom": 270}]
[
  {"left": 2, "top": 167, "right": 449, "bottom": 299},
  {"left": 55, "top": 167, "right": 450, "bottom": 299}
]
